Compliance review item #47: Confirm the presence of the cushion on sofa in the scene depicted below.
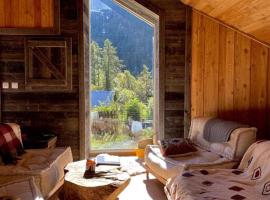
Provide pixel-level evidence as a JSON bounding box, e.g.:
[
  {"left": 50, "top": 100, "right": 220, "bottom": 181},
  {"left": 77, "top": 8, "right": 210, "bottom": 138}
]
[
  {"left": 145, "top": 144, "right": 236, "bottom": 181},
  {"left": 145, "top": 117, "right": 256, "bottom": 183},
  {"left": 158, "top": 138, "right": 197, "bottom": 157},
  {"left": 165, "top": 140, "right": 270, "bottom": 200},
  {"left": 203, "top": 118, "right": 249, "bottom": 143},
  {"left": 188, "top": 117, "right": 257, "bottom": 160},
  {"left": 0, "top": 124, "right": 25, "bottom": 164},
  {"left": 0, "top": 147, "right": 73, "bottom": 198},
  {"left": 0, "top": 177, "right": 43, "bottom": 200}
]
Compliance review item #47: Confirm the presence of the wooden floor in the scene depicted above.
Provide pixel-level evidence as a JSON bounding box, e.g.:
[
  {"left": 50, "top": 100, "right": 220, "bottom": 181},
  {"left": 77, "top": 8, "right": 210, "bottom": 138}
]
[{"left": 117, "top": 173, "right": 167, "bottom": 200}]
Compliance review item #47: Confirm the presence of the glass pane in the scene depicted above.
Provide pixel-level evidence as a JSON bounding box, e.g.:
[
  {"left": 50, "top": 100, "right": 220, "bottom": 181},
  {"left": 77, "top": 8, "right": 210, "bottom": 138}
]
[{"left": 90, "top": 0, "right": 154, "bottom": 150}]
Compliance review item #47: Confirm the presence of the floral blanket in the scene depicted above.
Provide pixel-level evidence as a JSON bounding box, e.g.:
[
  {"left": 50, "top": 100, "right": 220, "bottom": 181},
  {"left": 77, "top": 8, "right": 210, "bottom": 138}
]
[{"left": 165, "top": 140, "right": 270, "bottom": 200}]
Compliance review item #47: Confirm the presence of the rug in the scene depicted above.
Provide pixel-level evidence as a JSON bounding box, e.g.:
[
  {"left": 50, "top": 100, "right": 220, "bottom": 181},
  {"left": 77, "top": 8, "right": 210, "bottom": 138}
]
[{"left": 120, "top": 157, "right": 146, "bottom": 176}]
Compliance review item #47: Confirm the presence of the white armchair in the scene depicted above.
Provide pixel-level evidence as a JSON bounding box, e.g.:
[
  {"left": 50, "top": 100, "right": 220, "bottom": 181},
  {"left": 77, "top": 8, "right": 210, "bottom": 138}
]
[{"left": 144, "top": 117, "right": 257, "bottom": 184}]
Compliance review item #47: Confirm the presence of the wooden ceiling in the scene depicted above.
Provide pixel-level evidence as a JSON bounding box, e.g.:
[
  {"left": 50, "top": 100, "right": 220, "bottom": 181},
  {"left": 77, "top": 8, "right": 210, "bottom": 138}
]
[{"left": 180, "top": 0, "right": 270, "bottom": 45}]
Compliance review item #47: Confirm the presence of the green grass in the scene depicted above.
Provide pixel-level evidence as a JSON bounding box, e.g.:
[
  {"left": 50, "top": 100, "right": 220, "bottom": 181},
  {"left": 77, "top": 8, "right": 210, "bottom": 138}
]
[
  {"left": 90, "top": 128, "right": 154, "bottom": 150},
  {"left": 91, "top": 133, "right": 133, "bottom": 150}
]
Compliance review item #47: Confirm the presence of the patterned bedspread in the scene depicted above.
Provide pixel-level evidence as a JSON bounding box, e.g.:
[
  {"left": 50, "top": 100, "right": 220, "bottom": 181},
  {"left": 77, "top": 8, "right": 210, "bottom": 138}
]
[{"left": 165, "top": 140, "right": 270, "bottom": 200}]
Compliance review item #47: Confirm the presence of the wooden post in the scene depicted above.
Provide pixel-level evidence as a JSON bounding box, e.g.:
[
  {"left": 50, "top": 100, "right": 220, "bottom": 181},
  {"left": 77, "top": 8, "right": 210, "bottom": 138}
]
[{"left": 184, "top": 6, "right": 192, "bottom": 137}]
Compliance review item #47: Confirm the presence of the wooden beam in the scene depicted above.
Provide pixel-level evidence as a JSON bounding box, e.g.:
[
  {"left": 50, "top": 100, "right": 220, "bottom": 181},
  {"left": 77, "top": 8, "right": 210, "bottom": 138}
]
[
  {"left": 184, "top": 6, "right": 192, "bottom": 137},
  {"left": 188, "top": 8, "right": 270, "bottom": 49}
]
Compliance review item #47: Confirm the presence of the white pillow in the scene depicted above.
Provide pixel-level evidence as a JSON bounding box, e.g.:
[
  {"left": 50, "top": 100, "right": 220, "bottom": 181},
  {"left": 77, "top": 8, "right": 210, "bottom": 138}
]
[{"left": 0, "top": 178, "right": 43, "bottom": 200}]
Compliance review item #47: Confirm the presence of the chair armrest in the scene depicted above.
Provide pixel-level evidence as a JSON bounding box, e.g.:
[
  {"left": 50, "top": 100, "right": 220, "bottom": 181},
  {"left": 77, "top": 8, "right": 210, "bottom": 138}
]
[{"left": 229, "top": 127, "right": 257, "bottom": 161}]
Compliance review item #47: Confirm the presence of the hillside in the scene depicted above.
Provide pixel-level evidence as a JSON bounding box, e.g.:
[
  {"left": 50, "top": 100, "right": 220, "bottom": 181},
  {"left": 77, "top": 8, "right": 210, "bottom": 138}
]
[{"left": 91, "top": 0, "right": 154, "bottom": 76}]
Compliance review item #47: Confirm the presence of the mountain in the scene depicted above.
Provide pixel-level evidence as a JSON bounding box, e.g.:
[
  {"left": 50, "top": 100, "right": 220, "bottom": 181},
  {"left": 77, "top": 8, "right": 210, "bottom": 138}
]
[
  {"left": 91, "top": 0, "right": 111, "bottom": 12},
  {"left": 91, "top": 0, "right": 154, "bottom": 76}
]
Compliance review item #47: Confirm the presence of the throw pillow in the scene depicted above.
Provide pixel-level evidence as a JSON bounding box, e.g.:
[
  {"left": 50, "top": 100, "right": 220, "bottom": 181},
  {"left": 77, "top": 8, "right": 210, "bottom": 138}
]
[
  {"left": 158, "top": 138, "right": 197, "bottom": 157},
  {"left": 0, "top": 124, "right": 25, "bottom": 164}
]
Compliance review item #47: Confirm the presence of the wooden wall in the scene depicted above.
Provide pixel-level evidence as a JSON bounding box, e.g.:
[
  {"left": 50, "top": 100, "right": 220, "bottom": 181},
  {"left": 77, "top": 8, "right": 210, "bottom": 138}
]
[
  {"left": 0, "top": 0, "right": 81, "bottom": 159},
  {"left": 0, "top": 0, "right": 54, "bottom": 28},
  {"left": 191, "top": 10, "right": 270, "bottom": 139},
  {"left": 181, "top": 0, "right": 270, "bottom": 46},
  {"left": 163, "top": 2, "right": 187, "bottom": 138},
  {"left": 137, "top": 0, "right": 188, "bottom": 138},
  {"left": 0, "top": 0, "right": 188, "bottom": 161}
]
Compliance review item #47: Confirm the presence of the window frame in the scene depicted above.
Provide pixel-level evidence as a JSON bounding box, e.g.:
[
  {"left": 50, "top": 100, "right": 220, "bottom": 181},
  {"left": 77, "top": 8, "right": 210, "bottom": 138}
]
[{"left": 80, "top": 0, "right": 165, "bottom": 157}]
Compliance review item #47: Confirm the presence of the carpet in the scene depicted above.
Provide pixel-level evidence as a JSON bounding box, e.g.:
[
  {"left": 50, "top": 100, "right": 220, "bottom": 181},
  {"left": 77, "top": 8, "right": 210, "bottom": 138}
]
[{"left": 120, "top": 157, "right": 146, "bottom": 176}]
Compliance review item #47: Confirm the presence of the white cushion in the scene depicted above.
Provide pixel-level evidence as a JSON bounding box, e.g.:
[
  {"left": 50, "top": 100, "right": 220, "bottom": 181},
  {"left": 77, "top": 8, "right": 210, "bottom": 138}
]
[
  {"left": 145, "top": 145, "right": 236, "bottom": 180},
  {"left": 0, "top": 147, "right": 73, "bottom": 198},
  {"left": 145, "top": 117, "right": 257, "bottom": 181},
  {"left": 0, "top": 177, "right": 43, "bottom": 200},
  {"left": 189, "top": 117, "right": 257, "bottom": 160}
]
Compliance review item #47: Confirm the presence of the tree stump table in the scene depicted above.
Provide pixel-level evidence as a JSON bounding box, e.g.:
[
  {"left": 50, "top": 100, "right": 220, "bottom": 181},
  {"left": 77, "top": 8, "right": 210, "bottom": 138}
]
[{"left": 62, "top": 160, "right": 130, "bottom": 200}]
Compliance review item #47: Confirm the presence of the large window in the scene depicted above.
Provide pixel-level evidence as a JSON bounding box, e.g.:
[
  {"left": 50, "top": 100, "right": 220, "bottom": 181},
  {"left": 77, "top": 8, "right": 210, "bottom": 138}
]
[{"left": 90, "top": 0, "right": 159, "bottom": 151}]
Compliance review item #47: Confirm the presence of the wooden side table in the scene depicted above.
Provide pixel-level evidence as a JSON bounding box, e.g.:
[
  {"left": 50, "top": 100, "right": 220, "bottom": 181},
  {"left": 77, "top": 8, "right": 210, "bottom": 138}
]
[
  {"left": 23, "top": 136, "right": 57, "bottom": 149},
  {"left": 62, "top": 160, "right": 130, "bottom": 200}
]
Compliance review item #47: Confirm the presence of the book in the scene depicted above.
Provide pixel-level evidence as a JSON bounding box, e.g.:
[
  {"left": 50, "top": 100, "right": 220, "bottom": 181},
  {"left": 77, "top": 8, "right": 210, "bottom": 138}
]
[{"left": 95, "top": 154, "right": 121, "bottom": 166}]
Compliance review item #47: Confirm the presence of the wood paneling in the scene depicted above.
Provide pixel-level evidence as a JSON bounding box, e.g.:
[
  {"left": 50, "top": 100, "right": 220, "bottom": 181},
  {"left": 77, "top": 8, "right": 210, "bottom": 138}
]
[
  {"left": 191, "top": 12, "right": 204, "bottom": 117},
  {"left": 191, "top": 11, "right": 270, "bottom": 139},
  {"left": 0, "top": 0, "right": 188, "bottom": 159},
  {"left": 233, "top": 33, "right": 251, "bottom": 123},
  {"left": 0, "top": 0, "right": 54, "bottom": 28},
  {"left": 0, "top": 0, "right": 80, "bottom": 159},
  {"left": 218, "top": 26, "right": 235, "bottom": 119},
  {"left": 203, "top": 18, "right": 219, "bottom": 117},
  {"left": 181, "top": 0, "right": 270, "bottom": 46},
  {"left": 137, "top": 0, "right": 188, "bottom": 138}
]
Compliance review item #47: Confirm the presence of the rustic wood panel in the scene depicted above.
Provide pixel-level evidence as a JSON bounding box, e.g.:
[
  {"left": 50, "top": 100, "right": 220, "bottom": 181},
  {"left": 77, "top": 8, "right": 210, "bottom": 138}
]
[
  {"left": 267, "top": 51, "right": 270, "bottom": 138},
  {"left": 137, "top": 0, "right": 187, "bottom": 138},
  {"left": 0, "top": 0, "right": 53, "bottom": 28},
  {"left": 181, "top": 0, "right": 270, "bottom": 46},
  {"left": 203, "top": 17, "right": 219, "bottom": 117},
  {"left": 218, "top": 26, "right": 235, "bottom": 119},
  {"left": 0, "top": 0, "right": 188, "bottom": 159},
  {"left": 191, "top": 11, "right": 204, "bottom": 117},
  {"left": 233, "top": 33, "right": 251, "bottom": 124},
  {"left": 250, "top": 41, "right": 268, "bottom": 136},
  {"left": 0, "top": 0, "right": 80, "bottom": 159},
  {"left": 191, "top": 11, "right": 270, "bottom": 139}
]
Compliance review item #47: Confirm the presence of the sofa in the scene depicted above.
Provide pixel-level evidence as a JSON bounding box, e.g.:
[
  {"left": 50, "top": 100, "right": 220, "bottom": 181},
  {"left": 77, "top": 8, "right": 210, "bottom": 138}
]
[
  {"left": 144, "top": 117, "right": 257, "bottom": 184},
  {"left": 0, "top": 177, "right": 44, "bottom": 200},
  {"left": 0, "top": 123, "right": 73, "bottom": 199},
  {"left": 165, "top": 140, "right": 270, "bottom": 200}
]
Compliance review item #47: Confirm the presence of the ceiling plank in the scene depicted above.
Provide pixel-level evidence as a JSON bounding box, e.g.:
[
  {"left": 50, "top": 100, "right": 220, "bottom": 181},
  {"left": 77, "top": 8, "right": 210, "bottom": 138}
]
[{"left": 180, "top": 0, "right": 270, "bottom": 45}]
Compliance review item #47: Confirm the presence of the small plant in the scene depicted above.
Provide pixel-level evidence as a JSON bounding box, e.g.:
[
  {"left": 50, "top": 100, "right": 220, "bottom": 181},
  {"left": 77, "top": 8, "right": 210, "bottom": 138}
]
[
  {"left": 141, "top": 128, "right": 154, "bottom": 138},
  {"left": 125, "top": 98, "right": 141, "bottom": 121},
  {"left": 94, "top": 102, "right": 118, "bottom": 118}
]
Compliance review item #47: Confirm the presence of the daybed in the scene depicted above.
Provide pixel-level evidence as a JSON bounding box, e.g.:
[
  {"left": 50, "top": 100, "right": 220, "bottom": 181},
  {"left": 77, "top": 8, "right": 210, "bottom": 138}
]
[
  {"left": 165, "top": 140, "right": 270, "bottom": 200},
  {"left": 144, "top": 117, "right": 257, "bottom": 184},
  {"left": 0, "top": 177, "right": 44, "bottom": 200},
  {"left": 0, "top": 123, "right": 73, "bottom": 199}
]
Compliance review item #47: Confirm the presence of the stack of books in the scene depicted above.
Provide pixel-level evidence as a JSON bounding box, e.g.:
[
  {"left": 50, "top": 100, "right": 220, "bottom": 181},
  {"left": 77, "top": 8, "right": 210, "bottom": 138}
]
[{"left": 95, "top": 154, "right": 121, "bottom": 166}]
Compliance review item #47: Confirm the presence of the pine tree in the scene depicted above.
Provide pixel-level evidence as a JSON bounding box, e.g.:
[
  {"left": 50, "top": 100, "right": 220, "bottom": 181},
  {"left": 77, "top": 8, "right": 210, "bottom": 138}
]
[
  {"left": 102, "top": 39, "right": 123, "bottom": 90},
  {"left": 136, "top": 65, "right": 153, "bottom": 103},
  {"left": 90, "top": 41, "right": 103, "bottom": 88}
]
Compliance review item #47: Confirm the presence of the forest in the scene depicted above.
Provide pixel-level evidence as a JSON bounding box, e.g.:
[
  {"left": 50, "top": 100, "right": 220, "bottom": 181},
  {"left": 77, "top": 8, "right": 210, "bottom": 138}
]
[
  {"left": 90, "top": 39, "right": 154, "bottom": 149},
  {"left": 91, "top": 0, "right": 154, "bottom": 75}
]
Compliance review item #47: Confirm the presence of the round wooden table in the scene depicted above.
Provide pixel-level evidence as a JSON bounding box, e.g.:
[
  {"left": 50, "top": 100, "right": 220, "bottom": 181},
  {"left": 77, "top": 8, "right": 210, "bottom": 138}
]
[{"left": 62, "top": 160, "right": 130, "bottom": 200}]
